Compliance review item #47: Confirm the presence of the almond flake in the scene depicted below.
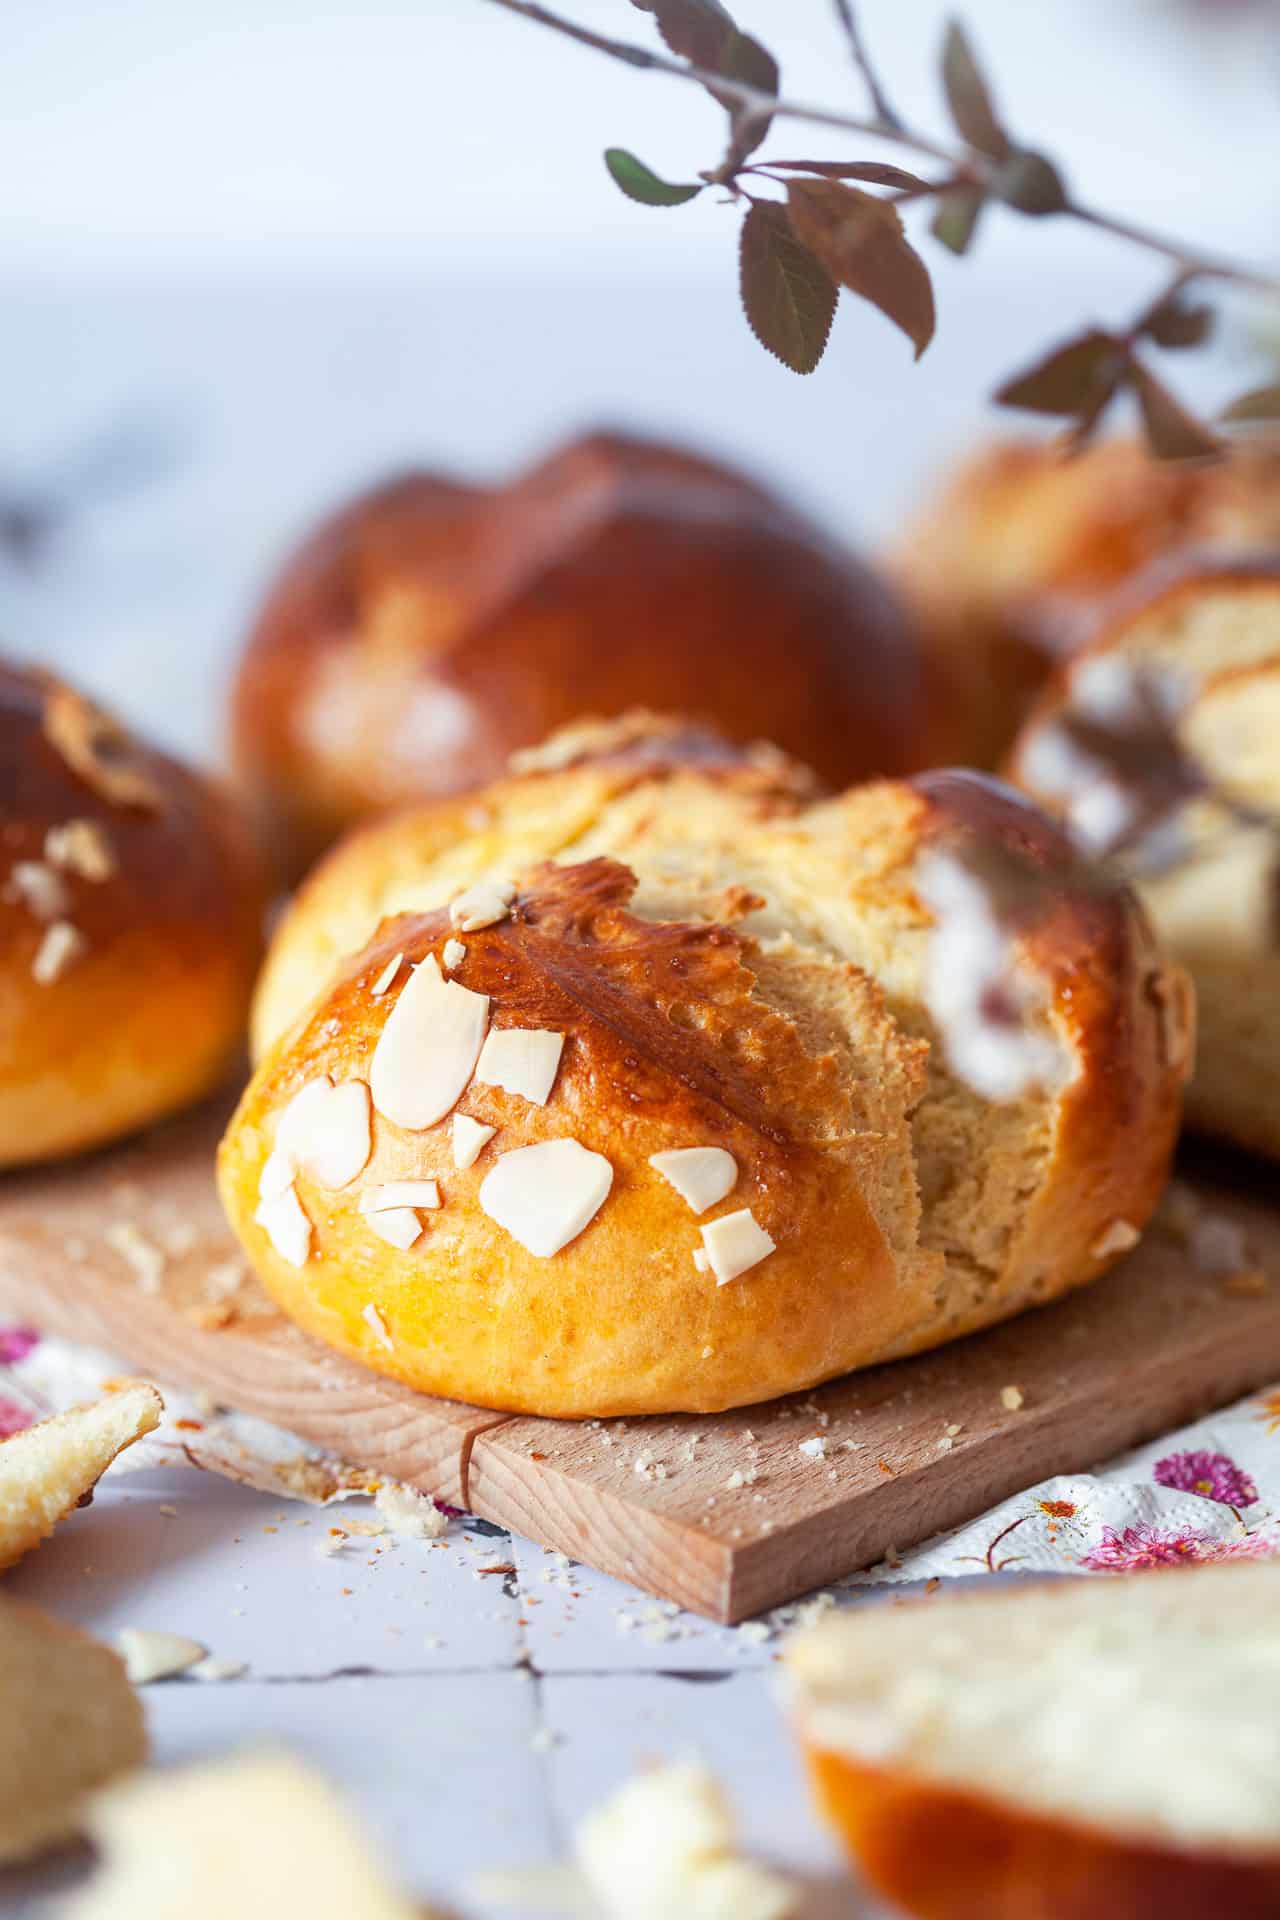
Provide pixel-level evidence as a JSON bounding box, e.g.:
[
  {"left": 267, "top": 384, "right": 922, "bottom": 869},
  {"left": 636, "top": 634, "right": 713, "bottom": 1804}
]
[
  {"left": 254, "top": 1184, "right": 312, "bottom": 1267},
  {"left": 257, "top": 1147, "right": 295, "bottom": 1202},
  {"left": 275, "top": 1076, "right": 372, "bottom": 1190},
  {"left": 31, "top": 919, "right": 86, "bottom": 984},
  {"left": 364, "top": 1208, "right": 423, "bottom": 1251},
  {"left": 9, "top": 860, "right": 69, "bottom": 921},
  {"left": 649, "top": 1147, "right": 737, "bottom": 1215},
  {"left": 452, "top": 1113, "right": 496, "bottom": 1170},
  {"left": 369, "top": 952, "right": 403, "bottom": 997},
  {"left": 370, "top": 953, "right": 489, "bottom": 1130},
  {"left": 449, "top": 878, "right": 515, "bottom": 932},
  {"left": 700, "top": 1209, "right": 776, "bottom": 1285},
  {"left": 43, "top": 684, "right": 162, "bottom": 811},
  {"left": 474, "top": 1027, "right": 564, "bottom": 1106},
  {"left": 44, "top": 817, "right": 115, "bottom": 880},
  {"left": 479, "top": 1139, "right": 613, "bottom": 1258},
  {"left": 1091, "top": 1218, "right": 1140, "bottom": 1260},
  {"left": 117, "top": 1628, "right": 205, "bottom": 1685},
  {"left": 442, "top": 938, "right": 466, "bottom": 971},
  {"left": 362, "top": 1303, "right": 395, "bottom": 1350},
  {"left": 360, "top": 1180, "right": 441, "bottom": 1213},
  {"left": 1000, "top": 1384, "right": 1025, "bottom": 1412}
]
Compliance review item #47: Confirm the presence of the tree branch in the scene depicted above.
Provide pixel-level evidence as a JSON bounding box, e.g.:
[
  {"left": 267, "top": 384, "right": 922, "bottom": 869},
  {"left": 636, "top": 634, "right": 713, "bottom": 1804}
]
[
  {"left": 484, "top": 0, "right": 1278, "bottom": 294},
  {"left": 830, "top": 0, "right": 904, "bottom": 132}
]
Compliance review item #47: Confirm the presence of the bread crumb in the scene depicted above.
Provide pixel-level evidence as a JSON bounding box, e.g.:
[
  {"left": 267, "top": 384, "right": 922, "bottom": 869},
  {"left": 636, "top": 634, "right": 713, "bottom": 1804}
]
[
  {"left": 1223, "top": 1269, "right": 1269, "bottom": 1296},
  {"left": 1001, "top": 1384, "right": 1026, "bottom": 1412},
  {"left": 374, "top": 1483, "right": 446, "bottom": 1542},
  {"left": 442, "top": 938, "right": 466, "bottom": 971},
  {"left": 798, "top": 1436, "right": 827, "bottom": 1461},
  {"left": 1090, "top": 1219, "right": 1140, "bottom": 1260}
]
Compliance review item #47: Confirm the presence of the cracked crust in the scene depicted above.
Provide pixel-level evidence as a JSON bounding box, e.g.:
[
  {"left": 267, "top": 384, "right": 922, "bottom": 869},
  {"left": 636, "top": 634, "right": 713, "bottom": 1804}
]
[
  {"left": 230, "top": 429, "right": 935, "bottom": 874},
  {"left": 222, "top": 719, "right": 1187, "bottom": 1416}
]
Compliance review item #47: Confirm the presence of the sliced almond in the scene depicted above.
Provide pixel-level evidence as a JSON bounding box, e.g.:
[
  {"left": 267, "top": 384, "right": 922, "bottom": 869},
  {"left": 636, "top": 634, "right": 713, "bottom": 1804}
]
[
  {"left": 369, "top": 953, "right": 403, "bottom": 998},
  {"left": 479, "top": 1139, "right": 612, "bottom": 1258},
  {"left": 42, "top": 685, "right": 162, "bottom": 811},
  {"left": 452, "top": 1113, "right": 497, "bottom": 1170},
  {"left": 359, "top": 1181, "right": 440, "bottom": 1213},
  {"left": 31, "top": 919, "right": 86, "bottom": 985},
  {"left": 449, "top": 879, "right": 515, "bottom": 933},
  {"left": 692, "top": 1248, "right": 711, "bottom": 1273},
  {"left": 649, "top": 1147, "right": 738, "bottom": 1216},
  {"left": 1090, "top": 1218, "right": 1140, "bottom": 1260},
  {"left": 44, "top": 818, "right": 116, "bottom": 881},
  {"left": 254, "top": 1185, "right": 312, "bottom": 1268},
  {"left": 9, "top": 860, "right": 70, "bottom": 921},
  {"left": 363, "top": 1208, "right": 423, "bottom": 1251},
  {"left": 442, "top": 938, "right": 466, "bottom": 971},
  {"left": 363, "top": 1303, "right": 395, "bottom": 1349},
  {"left": 473, "top": 1027, "right": 564, "bottom": 1106},
  {"left": 275, "top": 1077, "right": 372, "bottom": 1190},
  {"left": 370, "top": 954, "right": 489, "bottom": 1131},
  {"left": 116, "top": 1628, "right": 205, "bottom": 1686},
  {"left": 700, "top": 1209, "right": 776, "bottom": 1285},
  {"left": 257, "top": 1147, "right": 296, "bottom": 1203}
]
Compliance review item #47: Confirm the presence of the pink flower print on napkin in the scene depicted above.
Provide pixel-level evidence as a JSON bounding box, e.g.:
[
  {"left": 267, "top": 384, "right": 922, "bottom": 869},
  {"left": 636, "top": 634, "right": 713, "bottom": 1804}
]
[
  {"left": 1083, "top": 1523, "right": 1275, "bottom": 1572},
  {"left": 0, "top": 1326, "right": 38, "bottom": 1365},
  {"left": 0, "top": 1397, "right": 33, "bottom": 1439},
  {"left": 1153, "top": 1449, "right": 1258, "bottom": 1509}
]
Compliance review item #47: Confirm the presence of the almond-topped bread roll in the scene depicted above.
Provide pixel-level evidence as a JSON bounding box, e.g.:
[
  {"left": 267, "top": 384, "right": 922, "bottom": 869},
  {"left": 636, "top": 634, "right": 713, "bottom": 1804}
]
[
  {"left": 219, "top": 718, "right": 1188, "bottom": 1417},
  {"left": 787, "top": 1564, "right": 1280, "bottom": 1920},
  {"left": 895, "top": 437, "right": 1280, "bottom": 768},
  {"left": 1010, "top": 557, "right": 1280, "bottom": 1161},
  {"left": 0, "top": 663, "right": 264, "bottom": 1168},
  {"left": 230, "top": 430, "right": 937, "bottom": 874}
]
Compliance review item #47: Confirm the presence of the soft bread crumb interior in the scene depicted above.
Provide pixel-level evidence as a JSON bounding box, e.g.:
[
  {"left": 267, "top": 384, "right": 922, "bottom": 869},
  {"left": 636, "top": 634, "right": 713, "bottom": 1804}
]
[{"left": 788, "top": 1565, "right": 1280, "bottom": 1855}]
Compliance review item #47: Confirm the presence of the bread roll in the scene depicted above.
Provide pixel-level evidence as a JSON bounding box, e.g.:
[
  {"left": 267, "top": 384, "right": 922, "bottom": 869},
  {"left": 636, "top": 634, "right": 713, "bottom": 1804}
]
[
  {"left": 219, "top": 717, "right": 1187, "bottom": 1417},
  {"left": 0, "top": 662, "right": 264, "bottom": 1168},
  {"left": 787, "top": 1563, "right": 1280, "bottom": 1920},
  {"left": 1010, "top": 556, "right": 1280, "bottom": 1161},
  {"left": 895, "top": 437, "right": 1280, "bottom": 768},
  {"left": 231, "top": 431, "right": 937, "bottom": 874}
]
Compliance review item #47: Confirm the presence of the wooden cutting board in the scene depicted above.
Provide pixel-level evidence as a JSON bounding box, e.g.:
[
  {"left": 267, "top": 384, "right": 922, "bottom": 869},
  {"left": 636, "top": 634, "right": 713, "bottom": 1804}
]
[{"left": 1, "top": 1096, "right": 1278, "bottom": 1623}]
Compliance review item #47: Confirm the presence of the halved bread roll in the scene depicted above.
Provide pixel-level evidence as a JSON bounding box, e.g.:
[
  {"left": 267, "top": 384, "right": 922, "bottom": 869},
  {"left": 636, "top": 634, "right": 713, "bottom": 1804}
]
[
  {"left": 895, "top": 437, "right": 1280, "bottom": 768},
  {"left": 787, "top": 1563, "right": 1280, "bottom": 1919},
  {"left": 1010, "top": 556, "right": 1280, "bottom": 1161},
  {"left": 219, "top": 718, "right": 1188, "bottom": 1417}
]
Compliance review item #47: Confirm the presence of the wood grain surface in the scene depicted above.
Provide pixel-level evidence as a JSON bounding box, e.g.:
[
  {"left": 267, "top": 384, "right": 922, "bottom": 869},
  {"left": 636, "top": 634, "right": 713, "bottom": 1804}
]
[{"left": 1, "top": 1100, "right": 1277, "bottom": 1620}]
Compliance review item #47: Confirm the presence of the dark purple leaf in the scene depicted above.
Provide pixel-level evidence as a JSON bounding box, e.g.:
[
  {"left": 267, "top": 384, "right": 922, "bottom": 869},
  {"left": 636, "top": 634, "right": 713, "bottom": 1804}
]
[
  {"left": 632, "top": 0, "right": 778, "bottom": 158},
  {"left": 1142, "top": 294, "right": 1214, "bottom": 351},
  {"left": 1221, "top": 383, "right": 1280, "bottom": 423},
  {"left": 738, "top": 201, "right": 838, "bottom": 374},
  {"left": 786, "top": 178, "right": 936, "bottom": 359},
  {"left": 995, "top": 329, "right": 1123, "bottom": 417},
  {"left": 940, "top": 20, "right": 1008, "bottom": 160},
  {"left": 1130, "top": 361, "right": 1222, "bottom": 461},
  {"left": 765, "top": 160, "right": 934, "bottom": 191}
]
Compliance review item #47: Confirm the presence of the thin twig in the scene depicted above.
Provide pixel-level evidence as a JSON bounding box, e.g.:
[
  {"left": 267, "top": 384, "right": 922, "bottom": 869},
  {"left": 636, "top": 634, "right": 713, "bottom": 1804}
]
[
  {"left": 484, "top": 0, "right": 1279, "bottom": 293},
  {"left": 831, "top": 0, "right": 904, "bottom": 130}
]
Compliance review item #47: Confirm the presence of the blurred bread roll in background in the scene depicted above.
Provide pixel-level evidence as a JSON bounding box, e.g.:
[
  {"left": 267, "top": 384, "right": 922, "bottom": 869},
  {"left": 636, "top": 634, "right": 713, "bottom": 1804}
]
[
  {"left": 0, "top": 662, "right": 264, "bottom": 1168},
  {"left": 894, "top": 437, "right": 1280, "bottom": 768},
  {"left": 231, "top": 430, "right": 939, "bottom": 876},
  {"left": 220, "top": 716, "right": 1188, "bottom": 1418},
  {"left": 1011, "top": 554, "right": 1280, "bottom": 1163}
]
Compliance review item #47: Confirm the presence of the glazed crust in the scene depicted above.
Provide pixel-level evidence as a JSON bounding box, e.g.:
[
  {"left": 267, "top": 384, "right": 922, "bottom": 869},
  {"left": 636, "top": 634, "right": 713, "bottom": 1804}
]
[
  {"left": 220, "top": 721, "right": 1188, "bottom": 1417},
  {"left": 894, "top": 437, "right": 1280, "bottom": 769},
  {"left": 231, "top": 430, "right": 936, "bottom": 874},
  {"left": 0, "top": 663, "right": 264, "bottom": 1168},
  {"left": 802, "top": 1746, "right": 1280, "bottom": 1920}
]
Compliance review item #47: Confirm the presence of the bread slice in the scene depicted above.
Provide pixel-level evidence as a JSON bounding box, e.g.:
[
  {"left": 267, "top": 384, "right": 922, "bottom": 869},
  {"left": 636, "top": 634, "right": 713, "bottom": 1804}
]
[
  {"left": 0, "top": 1596, "right": 145, "bottom": 1863},
  {"left": 66, "top": 1750, "right": 434, "bottom": 1920},
  {"left": 787, "top": 1564, "right": 1280, "bottom": 1917},
  {"left": 0, "top": 1381, "right": 162, "bottom": 1570}
]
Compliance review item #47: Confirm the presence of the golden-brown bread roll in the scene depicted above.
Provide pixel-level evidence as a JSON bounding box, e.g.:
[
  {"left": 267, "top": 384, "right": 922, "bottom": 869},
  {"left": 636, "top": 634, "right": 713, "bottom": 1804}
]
[
  {"left": 0, "top": 662, "right": 264, "bottom": 1168},
  {"left": 787, "top": 1564, "right": 1280, "bottom": 1920},
  {"left": 218, "top": 716, "right": 1188, "bottom": 1417},
  {"left": 895, "top": 437, "right": 1280, "bottom": 769},
  {"left": 230, "top": 430, "right": 938, "bottom": 875},
  {"left": 1009, "top": 555, "right": 1280, "bottom": 1162}
]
